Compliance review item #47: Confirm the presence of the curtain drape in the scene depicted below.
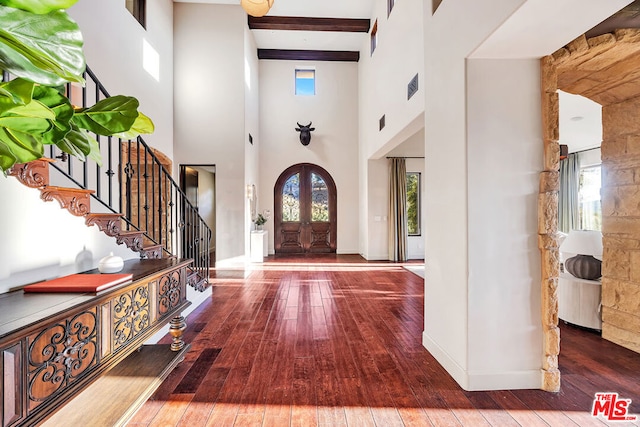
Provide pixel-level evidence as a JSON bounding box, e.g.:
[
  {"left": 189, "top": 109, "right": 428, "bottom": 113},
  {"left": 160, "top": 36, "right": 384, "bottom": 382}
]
[
  {"left": 559, "top": 153, "right": 580, "bottom": 233},
  {"left": 388, "top": 158, "right": 408, "bottom": 262}
]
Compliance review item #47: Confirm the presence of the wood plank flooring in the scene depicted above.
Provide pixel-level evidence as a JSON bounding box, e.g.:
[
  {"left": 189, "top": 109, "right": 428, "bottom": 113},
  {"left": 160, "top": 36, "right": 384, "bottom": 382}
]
[{"left": 128, "top": 255, "right": 640, "bottom": 426}]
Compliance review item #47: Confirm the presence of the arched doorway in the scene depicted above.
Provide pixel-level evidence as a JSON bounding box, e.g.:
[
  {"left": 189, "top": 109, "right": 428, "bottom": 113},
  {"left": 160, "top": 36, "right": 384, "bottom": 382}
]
[
  {"left": 540, "top": 28, "right": 640, "bottom": 391},
  {"left": 274, "top": 163, "right": 337, "bottom": 254}
]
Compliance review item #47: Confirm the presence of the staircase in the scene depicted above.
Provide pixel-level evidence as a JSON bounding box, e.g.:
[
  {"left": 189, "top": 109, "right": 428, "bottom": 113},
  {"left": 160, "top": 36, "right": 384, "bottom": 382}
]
[{"left": 4, "top": 68, "right": 211, "bottom": 292}]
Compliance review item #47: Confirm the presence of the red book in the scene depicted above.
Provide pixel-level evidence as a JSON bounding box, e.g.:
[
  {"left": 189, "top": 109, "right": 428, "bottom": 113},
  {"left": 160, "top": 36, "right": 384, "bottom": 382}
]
[{"left": 23, "top": 273, "right": 133, "bottom": 293}]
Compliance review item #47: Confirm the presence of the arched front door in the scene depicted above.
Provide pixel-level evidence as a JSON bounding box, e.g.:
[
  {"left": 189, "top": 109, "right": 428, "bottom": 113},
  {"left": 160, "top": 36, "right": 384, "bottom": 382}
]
[{"left": 274, "top": 163, "right": 337, "bottom": 254}]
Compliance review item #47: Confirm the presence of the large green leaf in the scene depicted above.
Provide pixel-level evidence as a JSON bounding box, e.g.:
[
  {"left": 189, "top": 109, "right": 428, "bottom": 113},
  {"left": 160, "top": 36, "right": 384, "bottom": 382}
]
[
  {"left": 55, "top": 124, "right": 102, "bottom": 166},
  {"left": 32, "top": 85, "right": 73, "bottom": 144},
  {"left": 0, "top": 7, "right": 85, "bottom": 85},
  {"left": 0, "top": 126, "right": 44, "bottom": 171},
  {"left": 0, "top": 78, "right": 33, "bottom": 113},
  {"left": 113, "top": 111, "right": 155, "bottom": 140},
  {"left": 0, "top": 137, "right": 18, "bottom": 172},
  {"left": 0, "top": 0, "right": 79, "bottom": 14},
  {"left": 0, "top": 97, "right": 53, "bottom": 169},
  {"left": 86, "top": 136, "right": 101, "bottom": 165},
  {"left": 0, "top": 100, "right": 55, "bottom": 134},
  {"left": 72, "top": 96, "right": 139, "bottom": 136}
]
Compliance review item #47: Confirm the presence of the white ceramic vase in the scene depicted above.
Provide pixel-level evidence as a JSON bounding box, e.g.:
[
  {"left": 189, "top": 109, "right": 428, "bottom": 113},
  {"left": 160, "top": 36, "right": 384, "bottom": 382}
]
[{"left": 98, "top": 252, "right": 124, "bottom": 273}]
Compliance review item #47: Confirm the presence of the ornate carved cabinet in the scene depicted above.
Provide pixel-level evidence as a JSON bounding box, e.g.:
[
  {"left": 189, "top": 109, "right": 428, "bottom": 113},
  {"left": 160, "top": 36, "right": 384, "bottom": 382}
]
[{"left": 0, "top": 258, "right": 192, "bottom": 427}]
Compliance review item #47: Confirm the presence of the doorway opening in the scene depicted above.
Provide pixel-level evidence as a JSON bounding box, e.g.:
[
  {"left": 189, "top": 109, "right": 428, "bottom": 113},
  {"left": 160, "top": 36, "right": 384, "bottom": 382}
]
[
  {"left": 274, "top": 163, "right": 337, "bottom": 254},
  {"left": 179, "top": 164, "right": 216, "bottom": 266},
  {"left": 540, "top": 27, "right": 640, "bottom": 390}
]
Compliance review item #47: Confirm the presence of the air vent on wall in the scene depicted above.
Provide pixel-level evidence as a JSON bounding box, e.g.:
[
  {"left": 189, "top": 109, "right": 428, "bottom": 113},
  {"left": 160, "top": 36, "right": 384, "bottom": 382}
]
[
  {"left": 408, "top": 73, "right": 419, "bottom": 100},
  {"left": 379, "top": 114, "right": 386, "bottom": 131}
]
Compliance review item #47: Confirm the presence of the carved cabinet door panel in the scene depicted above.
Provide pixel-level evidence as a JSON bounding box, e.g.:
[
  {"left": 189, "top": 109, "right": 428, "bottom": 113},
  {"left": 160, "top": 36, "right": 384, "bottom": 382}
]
[
  {"left": 274, "top": 163, "right": 336, "bottom": 254},
  {"left": 26, "top": 310, "right": 98, "bottom": 412}
]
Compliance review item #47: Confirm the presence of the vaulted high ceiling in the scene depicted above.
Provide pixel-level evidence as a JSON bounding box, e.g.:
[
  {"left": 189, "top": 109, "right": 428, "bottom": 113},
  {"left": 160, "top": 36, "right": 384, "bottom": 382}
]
[{"left": 173, "top": 0, "right": 374, "bottom": 61}]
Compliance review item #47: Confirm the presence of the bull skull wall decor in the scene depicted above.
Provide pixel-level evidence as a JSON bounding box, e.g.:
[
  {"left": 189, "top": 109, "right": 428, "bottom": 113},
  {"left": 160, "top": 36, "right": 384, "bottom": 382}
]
[{"left": 295, "top": 122, "right": 315, "bottom": 146}]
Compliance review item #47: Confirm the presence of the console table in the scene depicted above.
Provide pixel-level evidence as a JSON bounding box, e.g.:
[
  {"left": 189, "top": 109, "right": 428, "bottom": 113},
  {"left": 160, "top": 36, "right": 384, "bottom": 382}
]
[{"left": 0, "top": 258, "right": 192, "bottom": 427}]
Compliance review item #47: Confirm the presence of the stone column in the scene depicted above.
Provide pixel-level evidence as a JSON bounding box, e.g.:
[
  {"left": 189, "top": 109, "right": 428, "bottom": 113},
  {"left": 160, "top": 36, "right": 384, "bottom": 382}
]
[
  {"left": 601, "top": 96, "right": 640, "bottom": 353},
  {"left": 539, "top": 56, "right": 561, "bottom": 392}
]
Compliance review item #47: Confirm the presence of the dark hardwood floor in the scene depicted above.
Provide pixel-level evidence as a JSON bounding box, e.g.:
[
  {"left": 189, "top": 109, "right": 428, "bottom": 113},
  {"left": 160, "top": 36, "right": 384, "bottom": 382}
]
[{"left": 128, "top": 255, "right": 640, "bottom": 426}]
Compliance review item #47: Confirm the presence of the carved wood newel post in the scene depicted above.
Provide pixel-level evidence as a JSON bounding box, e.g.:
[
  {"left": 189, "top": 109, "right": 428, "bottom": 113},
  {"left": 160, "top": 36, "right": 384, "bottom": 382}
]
[
  {"left": 169, "top": 316, "right": 187, "bottom": 351},
  {"left": 539, "top": 55, "right": 561, "bottom": 392}
]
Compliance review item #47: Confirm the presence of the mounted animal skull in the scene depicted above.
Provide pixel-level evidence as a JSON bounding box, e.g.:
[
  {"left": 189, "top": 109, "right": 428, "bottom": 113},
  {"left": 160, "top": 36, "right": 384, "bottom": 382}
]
[{"left": 295, "top": 122, "right": 315, "bottom": 146}]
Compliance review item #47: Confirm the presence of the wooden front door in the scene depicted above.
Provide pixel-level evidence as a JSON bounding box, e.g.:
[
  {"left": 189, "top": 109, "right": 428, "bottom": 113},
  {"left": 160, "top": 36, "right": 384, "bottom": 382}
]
[{"left": 274, "top": 163, "right": 337, "bottom": 254}]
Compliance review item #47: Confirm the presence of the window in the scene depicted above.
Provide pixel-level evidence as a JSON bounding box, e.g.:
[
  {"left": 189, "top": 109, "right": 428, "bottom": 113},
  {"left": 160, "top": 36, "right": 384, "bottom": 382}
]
[
  {"left": 126, "top": 0, "right": 146, "bottom": 28},
  {"left": 388, "top": 0, "right": 395, "bottom": 16},
  {"left": 578, "top": 165, "right": 601, "bottom": 231},
  {"left": 311, "top": 173, "right": 329, "bottom": 222},
  {"left": 371, "top": 20, "right": 378, "bottom": 55},
  {"left": 282, "top": 173, "right": 300, "bottom": 222},
  {"left": 295, "top": 69, "right": 315, "bottom": 95},
  {"left": 406, "top": 172, "right": 420, "bottom": 235}
]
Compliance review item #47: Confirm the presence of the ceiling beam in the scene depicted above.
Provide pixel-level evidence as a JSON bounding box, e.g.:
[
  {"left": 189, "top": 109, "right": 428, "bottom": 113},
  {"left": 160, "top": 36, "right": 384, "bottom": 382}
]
[
  {"left": 258, "top": 49, "right": 360, "bottom": 62},
  {"left": 249, "top": 16, "right": 370, "bottom": 33}
]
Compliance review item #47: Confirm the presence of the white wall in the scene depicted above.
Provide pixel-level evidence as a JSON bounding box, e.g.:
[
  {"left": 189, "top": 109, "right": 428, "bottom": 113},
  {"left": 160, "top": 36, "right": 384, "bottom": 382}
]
[
  {"left": 68, "top": 0, "right": 175, "bottom": 159},
  {"left": 422, "top": 0, "right": 532, "bottom": 391},
  {"left": 357, "top": 0, "right": 425, "bottom": 260},
  {"left": 259, "top": 60, "right": 360, "bottom": 254},
  {"left": 359, "top": 0, "right": 425, "bottom": 159},
  {"left": 173, "top": 4, "right": 247, "bottom": 262},
  {"left": 0, "top": 177, "right": 136, "bottom": 293},
  {"left": 466, "top": 59, "right": 543, "bottom": 389},
  {"left": 244, "top": 25, "right": 261, "bottom": 256},
  {"left": 364, "top": 158, "right": 388, "bottom": 260},
  {"left": 422, "top": 0, "right": 630, "bottom": 391},
  {"left": 578, "top": 148, "right": 602, "bottom": 167}
]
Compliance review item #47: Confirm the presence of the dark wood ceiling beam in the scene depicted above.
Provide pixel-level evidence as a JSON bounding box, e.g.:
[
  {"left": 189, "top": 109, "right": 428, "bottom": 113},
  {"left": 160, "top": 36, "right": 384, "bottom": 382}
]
[
  {"left": 249, "top": 16, "right": 370, "bottom": 33},
  {"left": 258, "top": 49, "right": 360, "bottom": 62}
]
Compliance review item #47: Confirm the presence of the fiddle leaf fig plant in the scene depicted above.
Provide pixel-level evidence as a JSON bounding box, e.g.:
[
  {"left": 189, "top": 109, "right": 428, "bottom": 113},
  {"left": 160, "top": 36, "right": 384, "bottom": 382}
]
[
  {"left": 0, "top": 4, "right": 84, "bottom": 86},
  {"left": 0, "top": 0, "right": 154, "bottom": 173}
]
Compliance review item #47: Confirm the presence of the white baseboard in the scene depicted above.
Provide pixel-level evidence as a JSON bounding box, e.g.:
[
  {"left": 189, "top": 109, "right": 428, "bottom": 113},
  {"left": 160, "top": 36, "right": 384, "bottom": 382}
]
[
  {"left": 361, "top": 253, "right": 389, "bottom": 261},
  {"left": 422, "top": 331, "right": 541, "bottom": 391}
]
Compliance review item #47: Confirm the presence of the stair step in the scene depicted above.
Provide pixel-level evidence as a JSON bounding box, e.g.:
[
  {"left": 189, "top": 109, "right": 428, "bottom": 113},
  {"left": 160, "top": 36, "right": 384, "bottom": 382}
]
[
  {"left": 85, "top": 213, "right": 124, "bottom": 236},
  {"left": 7, "top": 158, "right": 54, "bottom": 188},
  {"left": 140, "top": 245, "right": 164, "bottom": 259},
  {"left": 40, "top": 186, "right": 94, "bottom": 216},
  {"left": 115, "top": 231, "right": 145, "bottom": 252}
]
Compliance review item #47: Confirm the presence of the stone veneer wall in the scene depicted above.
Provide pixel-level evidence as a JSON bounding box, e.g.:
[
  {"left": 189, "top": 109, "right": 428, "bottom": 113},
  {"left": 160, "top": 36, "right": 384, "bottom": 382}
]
[
  {"left": 539, "top": 56, "right": 561, "bottom": 392},
  {"left": 601, "top": 98, "right": 640, "bottom": 353}
]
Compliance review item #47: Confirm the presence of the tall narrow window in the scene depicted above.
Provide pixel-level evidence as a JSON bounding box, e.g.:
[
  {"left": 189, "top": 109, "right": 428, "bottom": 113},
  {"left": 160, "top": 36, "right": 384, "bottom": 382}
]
[
  {"left": 295, "top": 69, "right": 315, "bottom": 95},
  {"left": 406, "top": 172, "right": 420, "bottom": 235},
  {"left": 371, "top": 20, "right": 378, "bottom": 55},
  {"left": 311, "top": 173, "right": 329, "bottom": 222},
  {"left": 388, "top": 0, "right": 395, "bottom": 17},
  {"left": 126, "top": 0, "right": 146, "bottom": 28},
  {"left": 579, "top": 165, "right": 601, "bottom": 230},
  {"left": 282, "top": 173, "right": 300, "bottom": 222}
]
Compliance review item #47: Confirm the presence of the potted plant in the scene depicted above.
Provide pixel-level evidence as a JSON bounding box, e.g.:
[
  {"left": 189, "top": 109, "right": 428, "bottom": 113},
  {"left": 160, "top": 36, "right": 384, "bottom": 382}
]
[
  {"left": 0, "top": 0, "right": 153, "bottom": 174},
  {"left": 253, "top": 213, "right": 267, "bottom": 230}
]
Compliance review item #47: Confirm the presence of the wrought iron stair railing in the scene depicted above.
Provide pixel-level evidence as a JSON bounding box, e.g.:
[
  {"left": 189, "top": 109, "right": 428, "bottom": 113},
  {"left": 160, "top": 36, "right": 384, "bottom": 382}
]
[{"left": 2, "top": 68, "right": 211, "bottom": 291}]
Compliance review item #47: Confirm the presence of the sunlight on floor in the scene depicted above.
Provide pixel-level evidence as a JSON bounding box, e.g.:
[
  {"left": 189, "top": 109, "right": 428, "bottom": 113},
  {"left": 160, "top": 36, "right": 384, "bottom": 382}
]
[
  {"left": 403, "top": 264, "right": 425, "bottom": 278},
  {"left": 139, "top": 401, "right": 613, "bottom": 426}
]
